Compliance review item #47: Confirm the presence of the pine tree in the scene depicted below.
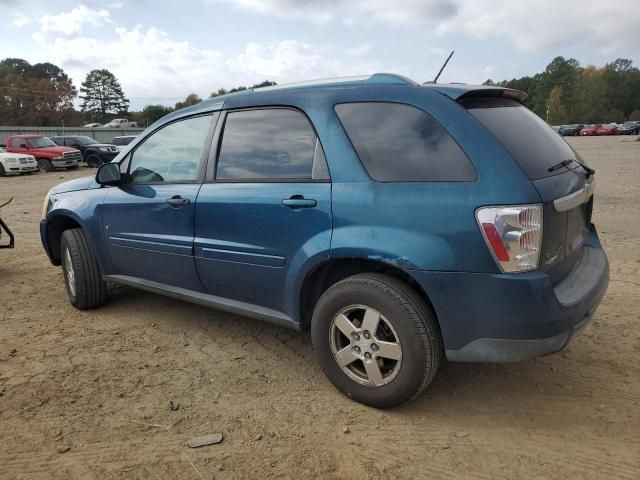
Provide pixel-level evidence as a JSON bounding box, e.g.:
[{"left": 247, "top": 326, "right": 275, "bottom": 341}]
[{"left": 79, "top": 69, "right": 129, "bottom": 122}]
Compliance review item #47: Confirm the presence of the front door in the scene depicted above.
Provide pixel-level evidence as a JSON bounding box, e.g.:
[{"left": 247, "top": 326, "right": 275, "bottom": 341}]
[
  {"left": 194, "top": 108, "right": 332, "bottom": 318},
  {"left": 102, "top": 113, "right": 216, "bottom": 291}
]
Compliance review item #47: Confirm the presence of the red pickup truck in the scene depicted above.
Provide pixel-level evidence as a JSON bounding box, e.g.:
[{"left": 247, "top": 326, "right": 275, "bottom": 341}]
[{"left": 5, "top": 135, "right": 82, "bottom": 172}]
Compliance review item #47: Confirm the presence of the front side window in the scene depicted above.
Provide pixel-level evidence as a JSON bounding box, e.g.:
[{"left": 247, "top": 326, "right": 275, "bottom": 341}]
[
  {"left": 335, "top": 102, "right": 476, "bottom": 182},
  {"left": 216, "top": 108, "right": 323, "bottom": 180},
  {"left": 128, "top": 115, "right": 212, "bottom": 184}
]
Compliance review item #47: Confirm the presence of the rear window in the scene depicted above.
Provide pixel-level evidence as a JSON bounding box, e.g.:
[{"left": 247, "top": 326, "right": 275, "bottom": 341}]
[
  {"left": 334, "top": 102, "right": 476, "bottom": 182},
  {"left": 461, "top": 97, "right": 579, "bottom": 180}
]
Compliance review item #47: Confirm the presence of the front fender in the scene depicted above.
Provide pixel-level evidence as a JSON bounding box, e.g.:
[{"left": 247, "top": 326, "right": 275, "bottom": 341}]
[{"left": 43, "top": 189, "right": 111, "bottom": 273}]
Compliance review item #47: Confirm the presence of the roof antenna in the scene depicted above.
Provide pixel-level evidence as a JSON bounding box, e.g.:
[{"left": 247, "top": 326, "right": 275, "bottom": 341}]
[{"left": 432, "top": 50, "right": 454, "bottom": 84}]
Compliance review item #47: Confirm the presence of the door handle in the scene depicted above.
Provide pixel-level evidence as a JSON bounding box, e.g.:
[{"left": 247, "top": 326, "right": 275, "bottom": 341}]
[
  {"left": 282, "top": 195, "right": 317, "bottom": 209},
  {"left": 166, "top": 196, "right": 191, "bottom": 207}
]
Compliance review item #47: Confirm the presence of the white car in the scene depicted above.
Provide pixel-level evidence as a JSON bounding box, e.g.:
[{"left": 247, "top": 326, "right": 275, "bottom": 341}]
[
  {"left": 101, "top": 118, "right": 137, "bottom": 128},
  {"left": 112, "top": 135, "right": 137, "bottom": 152},
  {"left": 0, "top": 148, "right": 38, "bottom": 176}
]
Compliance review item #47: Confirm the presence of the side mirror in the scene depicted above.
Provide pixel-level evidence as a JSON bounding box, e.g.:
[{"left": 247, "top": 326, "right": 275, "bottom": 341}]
[{"left": 96, "top": 162, "right": 122, "bottom": 186}]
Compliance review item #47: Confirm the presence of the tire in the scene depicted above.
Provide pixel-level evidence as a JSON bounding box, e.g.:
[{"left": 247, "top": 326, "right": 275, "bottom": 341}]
[
  {"left": 86, "top": 155, "right": 101, "bottom": 168},
  {"left": 60, "top": 228, "right": 106, "bottom": 310},
  {"left": 311, "top": 273, "right": 441, "bottom": 408},
  {"left": 38, "top": 159, "right": 53, "bottom": 173},
  {"left": 0, "top": 163, "right": 5, "bottom": 176}
]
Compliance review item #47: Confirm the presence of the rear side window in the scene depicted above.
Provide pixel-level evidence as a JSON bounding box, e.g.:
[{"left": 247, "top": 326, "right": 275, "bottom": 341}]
[
  {"left": 216, "top": 108, "right": 325, "bottom": 181},
  {"left": 334, "top": 102, "right": 476, "bottom": 182},
  {"left": 461, "top": 97, "right": 580, "bottom": 180}
]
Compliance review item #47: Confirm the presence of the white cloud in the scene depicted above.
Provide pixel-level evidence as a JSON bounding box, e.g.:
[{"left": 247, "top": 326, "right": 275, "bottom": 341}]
[
  {"left": 211, "top": 0, "right": 457, "bottom": 25},
  {"left": 39, "top": 4, "right": 111, "bottom": 36},
  {"left": 12, "top": 13, "right": 32, "bottom": 27},
  {"left": 214, "top": 0, "right": 640, "bottom": 54},
  {"left": 435, "top": 1, "right": 640, "bottom": 53},
  {"left": 28, "top": 8, "right": 385, "bottom": 107},
  {"left": 346, "top": 43, "right": 372, "bottom": 56}
]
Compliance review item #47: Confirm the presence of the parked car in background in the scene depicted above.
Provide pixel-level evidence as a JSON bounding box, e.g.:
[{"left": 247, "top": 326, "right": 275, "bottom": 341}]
[
  {"left": 83, "top": 123, "right": 102, "bottom": 128},
  {"left": 112, "top": 135, "right": 137, "bottom": 152},
  {"left": 40, "top": 74, "right": 609, "bottom": 408},
  {"left": 596, "top": 124, "right": 618, "bottom": 135},
  {"left": 617, "top": 121, "right": 640, "bottom": 135},
  {"left": 5, "top": 135, "right": 81, "bottom": 172},
  {"left": 100, "top": 118, "right": 137, "bottom": 128},
  {"left": 0, "top": 147, "right": 38, "bottom": 176},
  {"left": 580, "top": 124, "right": 617, "bottom": 136},
  {"left": 50, "top": 136, "right": 119, "bottom": 168},
  {"left": 580, "top": 125, "right": 598, "bottom": 136},
  {"left": 558, "top": 124, "right": 584, "bottom": 136}
]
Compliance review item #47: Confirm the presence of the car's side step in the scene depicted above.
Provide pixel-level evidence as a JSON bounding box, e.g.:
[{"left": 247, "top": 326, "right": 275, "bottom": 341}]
[{"left": 103, "top": 274, "right": 299, "bottom": 330}]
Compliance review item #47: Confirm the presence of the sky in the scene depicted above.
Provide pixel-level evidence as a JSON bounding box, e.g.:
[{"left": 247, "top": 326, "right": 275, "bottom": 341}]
[{"left": 2, "top": 0, "right": 640, "bottom": 110}]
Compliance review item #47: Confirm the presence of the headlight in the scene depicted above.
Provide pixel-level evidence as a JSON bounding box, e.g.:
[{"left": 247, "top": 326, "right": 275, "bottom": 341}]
[
  {"left": 41, "top": 190, "right": 54, "bottom": 220},
  {"left": 7, "top": 158, "right": 18, "bottom": 163},
  {"left": 53, "top": 156, "right": 63, "bottom": 160}
]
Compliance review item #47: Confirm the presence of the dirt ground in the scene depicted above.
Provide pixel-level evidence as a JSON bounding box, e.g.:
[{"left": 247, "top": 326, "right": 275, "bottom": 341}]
[{"left": 1, "top": 136, "right": 639, "bottom": 479}]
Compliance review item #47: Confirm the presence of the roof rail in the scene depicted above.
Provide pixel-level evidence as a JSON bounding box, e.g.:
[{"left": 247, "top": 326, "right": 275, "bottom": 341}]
[{"left": 253, "top": 73, "right": 416, "bottom": 92}]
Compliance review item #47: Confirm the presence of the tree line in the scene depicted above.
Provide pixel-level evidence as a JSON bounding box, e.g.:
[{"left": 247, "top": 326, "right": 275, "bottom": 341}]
[
  {"left": 484, "top": 56, "right": 640, "bottom": 124},
  {"left": 0, "top": 57, "right": 277, "bottom": 127},
  {"left": 3, "top": 55, "right": 639, "bottom": 128}
]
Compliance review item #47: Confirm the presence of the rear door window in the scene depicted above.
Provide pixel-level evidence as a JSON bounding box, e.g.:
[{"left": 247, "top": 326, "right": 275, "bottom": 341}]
[
  {"left": 461, "top": 97, "right": 581, "bottom": 180},
  {"left": 216, "top": 108, "right": 327, "bottom": 181},
  {"left": 334, "top": 102, "right": 476, "bottom": 182}
]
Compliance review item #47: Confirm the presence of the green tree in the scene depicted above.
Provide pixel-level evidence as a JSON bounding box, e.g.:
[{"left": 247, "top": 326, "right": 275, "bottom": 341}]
[
  {"left": 140, "top": 104, "right": 173, "bottom": 126},
  {"left": 547, "top": 85, "right": 568, "bottom": 124},
  {"left": 603, "top": 58, "right": 640, "bottom": 119},
  {"left": 531, "top": 56, "right": 581, "bottom": 118},
  {"left": 209, "top": 80, "right": 277, "bottom": 98},
  {"left": 174, "top": 93, "right": 202, "bottom": 110},
  {"left": 571, "top": 66, "right": 608, "bottom": 123},
  {"left": 79, "top": 69, "right": 129, "bottom": 122},
  {"left": 629, "top": 109, "right": 640, "bottom": 120},
  {"left": 0, "top": 58, "right": 77, "bottom": 126}
]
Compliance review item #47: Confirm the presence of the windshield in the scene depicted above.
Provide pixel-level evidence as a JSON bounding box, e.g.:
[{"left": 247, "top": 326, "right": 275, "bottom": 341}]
[
  {"left": 461, "top": 97, "right": 583, "bottom": 180},
  {"left": 28, "top": 137, "right": 57, "bottom": 148},
  {"left": 75, "top": 136, "right": 98, "bottom": 145}
]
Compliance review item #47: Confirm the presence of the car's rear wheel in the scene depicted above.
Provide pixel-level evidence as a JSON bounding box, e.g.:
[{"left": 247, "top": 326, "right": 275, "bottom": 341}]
[
  {"left": 38, "top": 159, "right": 53, "bottom": 173},
  {"left": 311, "top": 273, "right": 441, "bottom": 408},
  {"left": 60, "top": 228, "right": 106, "bottom": 310}
]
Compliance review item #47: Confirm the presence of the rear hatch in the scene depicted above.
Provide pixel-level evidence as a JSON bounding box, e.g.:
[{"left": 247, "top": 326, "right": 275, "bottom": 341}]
[{"left": 459, "top": 96, "right": 594, "bottom": 283}]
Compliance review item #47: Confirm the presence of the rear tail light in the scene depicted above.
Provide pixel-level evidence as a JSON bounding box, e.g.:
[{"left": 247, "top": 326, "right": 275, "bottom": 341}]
[{"left": 476, "top": 204, "right": 543, "bottom": 273}]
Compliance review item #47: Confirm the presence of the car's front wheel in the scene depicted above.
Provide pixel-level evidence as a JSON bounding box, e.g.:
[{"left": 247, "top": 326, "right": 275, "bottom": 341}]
[
  {"left": 86, "top": 155, "right": 101, "bottom": 168},
  {"left": 311, "top": 273, "right": 441, "bottom": 408},
  {"left": 60, "top": 228, "right": 106, "bottom": 310},
  {"left": 38, "top": 159, "right": 53, "bottom": 173}
]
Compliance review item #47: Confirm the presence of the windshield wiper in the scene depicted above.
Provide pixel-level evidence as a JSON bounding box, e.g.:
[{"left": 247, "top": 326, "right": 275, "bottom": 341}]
[{"left": 548, "top": 159, "right": 595, "bottom": 177}]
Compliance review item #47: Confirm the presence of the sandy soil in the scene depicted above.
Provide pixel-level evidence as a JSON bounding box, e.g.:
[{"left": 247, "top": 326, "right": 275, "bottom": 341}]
[{"left": 1, "top": 136, "right": 639, "bottom": 479}]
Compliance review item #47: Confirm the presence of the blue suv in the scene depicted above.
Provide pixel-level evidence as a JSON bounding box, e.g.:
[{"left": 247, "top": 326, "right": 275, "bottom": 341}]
[{"left": 40, "top": 74, "right": 609, "bottom": 408}]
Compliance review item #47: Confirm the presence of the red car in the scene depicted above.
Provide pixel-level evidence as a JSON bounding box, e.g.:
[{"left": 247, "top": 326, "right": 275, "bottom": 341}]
[
  {"left": 5, "top": 135, "right": 81, "bottom": 172},
  {"left": 580, "top": 124, "right": 617, "bottom": 136}
]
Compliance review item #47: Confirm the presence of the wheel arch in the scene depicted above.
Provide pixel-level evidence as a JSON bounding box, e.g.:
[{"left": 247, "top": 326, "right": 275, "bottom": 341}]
[
  {"left": 45, "top": 211, "right": 105, "bottom": 273},
  {"left": 298, "top": 257, "right": 441, "bottom": 335}
]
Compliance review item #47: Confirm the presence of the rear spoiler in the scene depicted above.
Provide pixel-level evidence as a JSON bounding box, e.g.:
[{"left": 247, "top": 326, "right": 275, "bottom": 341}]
[{"left": 425, "top": 84, "right": 528, "bottom": 104}]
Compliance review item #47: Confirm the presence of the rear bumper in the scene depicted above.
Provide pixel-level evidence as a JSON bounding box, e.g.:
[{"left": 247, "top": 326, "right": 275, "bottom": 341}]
[{"left": 412, "top": 224, "right": 609, "bottom": 362}]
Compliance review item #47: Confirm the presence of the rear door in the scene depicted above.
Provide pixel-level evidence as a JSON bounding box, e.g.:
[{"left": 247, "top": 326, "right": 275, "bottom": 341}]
[
  {"left": 102, "top": 113, "right": 217, "bottom": 291},
  {"left": 461, "top": 97, "right": 594, "bottom": 279},
  {"left": 194, "top": 107, "right": 332, "bottom": 317}
]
